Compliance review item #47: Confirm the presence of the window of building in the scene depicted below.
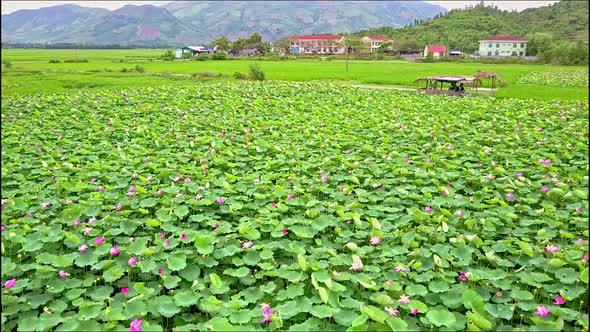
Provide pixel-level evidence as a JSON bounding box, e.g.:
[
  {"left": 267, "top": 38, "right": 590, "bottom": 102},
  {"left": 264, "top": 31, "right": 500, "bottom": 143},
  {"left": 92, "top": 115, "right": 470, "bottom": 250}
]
[
  {"left": 495, "top": 50, "right": 499, "bottom": 56},
  {"left": 487, "top": 51, "right": 492, "bottom": 56},
  {"left": 520, "top": 43, "right": 524, "bottom": 48},
  {"left": 513, "top": 43, "right": 517, "bottom": 48},
  {"left": 519, "top": 51, "right": 523, "bottom": 56},
  {"left": 496, "top": 43, "right": 499, "bottom": 48}
]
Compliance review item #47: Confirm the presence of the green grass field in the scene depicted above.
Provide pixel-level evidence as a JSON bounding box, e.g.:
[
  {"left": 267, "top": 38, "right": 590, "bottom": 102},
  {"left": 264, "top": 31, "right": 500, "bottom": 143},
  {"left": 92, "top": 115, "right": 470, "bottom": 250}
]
[{"left": 2, "top": 49, "right": 588, "bottom": 101}]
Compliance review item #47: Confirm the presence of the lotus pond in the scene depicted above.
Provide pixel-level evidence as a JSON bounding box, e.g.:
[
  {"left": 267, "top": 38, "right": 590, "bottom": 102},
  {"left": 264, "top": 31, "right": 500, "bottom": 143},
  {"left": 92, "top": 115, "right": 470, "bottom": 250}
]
[
  {"left": 1, "top": 82, "right": 589, "bottom": 331},
  {"left": 516, "top": 71, "right": 589, "bottom": 88}
]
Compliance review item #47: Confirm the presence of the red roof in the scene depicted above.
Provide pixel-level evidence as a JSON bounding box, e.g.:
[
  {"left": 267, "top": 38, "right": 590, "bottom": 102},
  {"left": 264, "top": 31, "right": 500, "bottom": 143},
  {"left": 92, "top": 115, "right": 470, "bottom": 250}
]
[
  {"left": 292, "top": 35, "right": 343, "bottom": 41},
  {"left": 479, "top": 35, "right": 528, "bottom": 42},
  {"left": 425, "top": 45, "right": 446, "bottom": 53},
  {"left": 366, "top": 35, "right": 393, "bottom": 41}
]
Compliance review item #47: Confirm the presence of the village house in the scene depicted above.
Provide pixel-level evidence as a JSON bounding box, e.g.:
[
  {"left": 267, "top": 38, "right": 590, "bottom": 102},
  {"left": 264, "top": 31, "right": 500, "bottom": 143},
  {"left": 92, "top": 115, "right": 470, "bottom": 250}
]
[
  {"left": 361, "top": 36, "right": 394, "bottom": 53},
  {"left": 478, "top": 36, "right": 527, "bottom": 57},
  {"left": 290, "top": 35, "right": 346, "bottom": 54},
  {"left": 423, "top": 45, "right": 447, "bottom": 58},
  {"left": 175, "top": 46, "right": 216, "bottom": 58}
]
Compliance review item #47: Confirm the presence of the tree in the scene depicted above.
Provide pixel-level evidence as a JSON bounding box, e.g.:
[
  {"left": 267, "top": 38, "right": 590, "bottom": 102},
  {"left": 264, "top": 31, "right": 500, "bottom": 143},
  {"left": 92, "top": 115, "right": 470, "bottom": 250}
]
[
  {"left": 344, "top": 36, "right": 362, "bottom": 72},
  {"left": 526, "top": 32, "right": 553, "bottom": 56},
  {"left": 377, "top": 42, "right": 392, "bottom": 53},
  {"left": 212, "top": 37, "right": 231, "bottom": 52}
]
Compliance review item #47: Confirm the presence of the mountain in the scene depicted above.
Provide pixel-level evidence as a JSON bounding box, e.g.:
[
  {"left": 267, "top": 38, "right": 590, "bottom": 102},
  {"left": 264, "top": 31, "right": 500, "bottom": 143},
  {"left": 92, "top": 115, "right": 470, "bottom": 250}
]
[
  {"left": 350, "top": 0, "right": 589, "bottom": 54},
  {"left": 163, "top": 1, "right": 446, "bottom": 41},
  {"left": 1, "top": 4, "right": 204, "bottom": 46},
  {"left": 2, "top": 1, "right": 446, "bottom": 46}
]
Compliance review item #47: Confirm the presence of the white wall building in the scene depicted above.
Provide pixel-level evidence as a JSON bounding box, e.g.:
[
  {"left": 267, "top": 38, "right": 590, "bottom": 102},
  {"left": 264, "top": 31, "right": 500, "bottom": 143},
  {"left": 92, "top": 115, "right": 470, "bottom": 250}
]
[{"left": 478, "top": 36, "right": 528, "bottom": 57}]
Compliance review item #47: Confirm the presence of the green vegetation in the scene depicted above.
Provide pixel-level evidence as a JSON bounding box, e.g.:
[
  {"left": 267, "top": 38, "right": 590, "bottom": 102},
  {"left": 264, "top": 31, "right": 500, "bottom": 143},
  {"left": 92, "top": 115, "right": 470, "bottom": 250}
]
[
  {"left": 516, "top": 71, "right": 589, "bottom": 88},
  {"left": 1, "top": 82, "right": 588, "bottom": 331},
  {"left": 2, "top": 50, "right": 587, "bottom": 101},
  {"left": 353, "top": 1, "right": 589, "bottom": 65}
]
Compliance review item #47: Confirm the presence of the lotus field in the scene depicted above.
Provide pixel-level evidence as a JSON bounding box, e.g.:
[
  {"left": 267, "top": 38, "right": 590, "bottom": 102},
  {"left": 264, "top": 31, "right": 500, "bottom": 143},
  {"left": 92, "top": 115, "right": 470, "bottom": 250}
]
[
  {"left": 516, "top": 71, "right": 589, "bottom": 88},
  {"left": 1, "top": 82, "right": 589, "bottom": 331}
]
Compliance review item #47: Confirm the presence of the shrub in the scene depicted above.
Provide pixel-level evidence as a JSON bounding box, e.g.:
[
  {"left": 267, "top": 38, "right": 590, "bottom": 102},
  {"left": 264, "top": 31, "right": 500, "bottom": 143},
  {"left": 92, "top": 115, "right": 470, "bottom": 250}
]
[
  {"left": 64, "top": 59, "right": 89, "bottom": 63},
  {"left": 192, "top": 72, "right": 223, "bottom": 78},
  {"left": 120, "top": 68, "right": 129, "bottom": 73},
  {"left": 134, "top": 65, "right": 145, "bottom": 73},
  {"left": 233, "top": 72, "right": 248, "bottom": 80},
  {"left": 212, "top": 53, "right": 227, "bottom": 60},
  {"left": 49, "top": 59, "right": 62, "bottom": 63},
  {"left": 196, "top": 54, "right": 210, "bottom": 61},
  {"left": 161, "top": 50, "right": 175, "bottom": 61},
  {"left": 248, "top": 64, "right": 265, "bottom": 81}
]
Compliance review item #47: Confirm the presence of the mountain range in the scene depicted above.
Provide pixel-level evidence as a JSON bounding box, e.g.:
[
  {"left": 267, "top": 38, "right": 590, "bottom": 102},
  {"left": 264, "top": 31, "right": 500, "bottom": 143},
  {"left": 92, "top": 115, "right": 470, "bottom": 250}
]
[{"left": 1, "top": 1, "right": 446, "bottom": 46}]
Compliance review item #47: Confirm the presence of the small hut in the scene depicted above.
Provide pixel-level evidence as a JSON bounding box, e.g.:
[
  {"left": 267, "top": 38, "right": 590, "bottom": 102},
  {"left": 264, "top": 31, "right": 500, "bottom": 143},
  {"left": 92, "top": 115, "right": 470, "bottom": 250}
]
[
  {"left": 414, "top": 75, "right": 481, "bottom": 96},
  {"left": 474, "top": 71, "right": 506, "bottom": 95}
]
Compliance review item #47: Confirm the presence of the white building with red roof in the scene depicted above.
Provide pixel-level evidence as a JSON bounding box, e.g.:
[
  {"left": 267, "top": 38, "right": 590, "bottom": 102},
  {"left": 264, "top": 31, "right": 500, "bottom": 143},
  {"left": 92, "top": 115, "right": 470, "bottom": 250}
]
[
  {"left": 478, "top": 36, "right": 528, "bottom": 57},
  {"left": 290, "top": 35, "right": 346, "bottom": 54},
  {"left": 361, "top": 35, "right": 394, "bottom": 53},
  {"left": 424, "top": 45, "right": 447, "bottom": 58}
]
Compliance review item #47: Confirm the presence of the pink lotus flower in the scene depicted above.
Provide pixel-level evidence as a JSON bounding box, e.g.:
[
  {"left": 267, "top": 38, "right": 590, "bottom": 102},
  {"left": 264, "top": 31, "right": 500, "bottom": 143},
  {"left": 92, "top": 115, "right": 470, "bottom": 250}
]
[
  {"left": 185, "top": 178, "right": 191, "bottom": 183},
  {"left": 553, "top": 296, "right": 566, "bottom": 305},
  {"left": 386, "top": 279, "right": 393, "bottom": 286},
  {"left": 59, "top": 271, "right": 67, "bottom": 280},
  {"left": 321, "top": 175, "right": 328, "bottom": 183},
  {"left": 128, "top": 256, "right": 138, "bottom": 266},
  {"left": 181, "top": 234, "right": 187, "bottom": 240},
  {"left": 122, "top": 287, "right": 129, "bottom": 295},
  {"left": 110, "top": 246, "right": 120, "bottom": 256},
  {"left": 127, "top": 191, "right": 136, "bottom": 198},
  {"left": 546, "top": 244, "right": 559, "bottom": 253},
  {"left": 216, "top": 197, "right": 225, "bottom": 205},
  {"left": 446, "top": 183, "right": 452, "bottom": 188},
  {"left": 441, "top": 190, "right": 448, "bottom": 196},
  {"left": 90, "top": 178, "right": 97, "bottom": 183},
  {"left": 411, "top": 309, "right": 419, "bottom": 316},
  {"left": 4, "top": 278, "right": 16, "bottom": 289},
  {"left": 287, "top": 194, "right": 294, "bottom": 200},
  {"left": 78, "top": 244, "right": 89, "bottom": 253},
  {"left": 26, "top": 212, "right": 33, "bottom": 217},
  {"left": 260, "top": 303, "right": 275, "bottom": 324},
  {"left": 97, "top": 186, "right": 105, "bottom": 193},
  {"left": 346, "top": 220, "right": 352, "bottom": 225},
  {"left": 1, "top": 225, "right": 4, "bottom": 232},
  {"left": 385, "top": 307, "right": 399, "bottom": 317},
  {"left": 459, "top": 273, "right": 467, "bottom": 281},
  {"left": 242, "top": 241, "right": 254, "bottom": 250},
  {"left": 349, "top": 260, "right": 363, "bottom": 272},
  {"left": 130, "top": 237, "right": 136, "bottom": 242},
  {"left": 583, "top": 253, "right": 589, "bottom": 263},
  {"left": 541, "top": 159, "right": 552, "bottom": 167},
  {"left": 83, "top": 227, "right": 93, "bottom": 236},
  {"left": 156, "top": 189, "right": 164, "bottom": 197},
  {"left": 424, "top": 206, "right": 433, "bottom": 213},
  {"left": 163, "top": 240, "right": 170, "bottom": 247},
  {"left": 158, "top": 268, "right": 164, "bottom": 275},
  {"left": 578, "top": 237, "right": 585, "bottom": 245},
  {"left": 425, "top": 157, "right": 432, "bottom": 163},
  {"left": 552, "top": 177, "right": 560, "bottom": 184},
  {"left": 537, "top": 127, "right": 543, "bottom": 132},
  {"left": 576, "top": 207, "right": 582, "bottom": 214},
  {"left": 457, "top": 210, "right": 465, "bottom": 217},
  {"left": 541, "top": 186, "right": 549, "bottom": 193},
  {"left": 370, "top": 236, "right": 382, "bottom": 246},
  {"left": 271, "top": 202, "right": 277, "bottom": 208},
  {"left": 116, "top": 204, "right": 123, "bottom": 211},
  {"left": 129, "top": 185, "right": 136, "bottom": 192},
  {"left": 212, "top": 223, "right": 219, "bottom": 229},
  {"left": 398, "top": 294, "right": 411, "bottom": 304},
  {"left": 282, "top": 229, "right": 289, "bottom": 236},
  {"left": 159, "top": 232, "right": 166, "bottom": 239},
  {"left": 535, "top": 306, "right": 549, "bottom": 317},
  {"left": 506, "top": 192, "right": 515, "bottom": 200},
  {"left": 195, "top": 194, "right": 203, "bottom": 201},
  {"left": 41, "top": 202, "right": 51, "bottom": 209},
  {"left": 94, "top": 236, "right": 105, "bottom": 246},
  {"left": 517, "top": 172, "right": 524, "bottom": 178},
  {"left": 394, "top": 266, "right": 408, "bottom": 273},
  {"left": 476, "top": 162, "right": 482, "bottom": 167},
  {"left": 88, "top": 217, "right": 97, "bottom": 224},
  {"left": 129, "top": 319, "right": 142, "bottom": 332}
]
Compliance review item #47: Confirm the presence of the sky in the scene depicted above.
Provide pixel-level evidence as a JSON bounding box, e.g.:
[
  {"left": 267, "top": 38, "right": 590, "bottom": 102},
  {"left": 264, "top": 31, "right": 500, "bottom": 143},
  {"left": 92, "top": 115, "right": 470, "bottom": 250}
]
[{"left": 1, "top": 0, "right": 559, "bottom": 14}]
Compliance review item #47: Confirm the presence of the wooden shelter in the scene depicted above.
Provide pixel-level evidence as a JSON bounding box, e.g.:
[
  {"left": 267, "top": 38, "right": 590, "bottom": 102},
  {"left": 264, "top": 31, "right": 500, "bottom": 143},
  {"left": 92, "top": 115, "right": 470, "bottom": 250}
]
[
  {"left": 474, "top": 71, "right": 506, "bottom": 95},
  {"left": 414, "top": 75, "right": 481, "bottom": 96}
]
